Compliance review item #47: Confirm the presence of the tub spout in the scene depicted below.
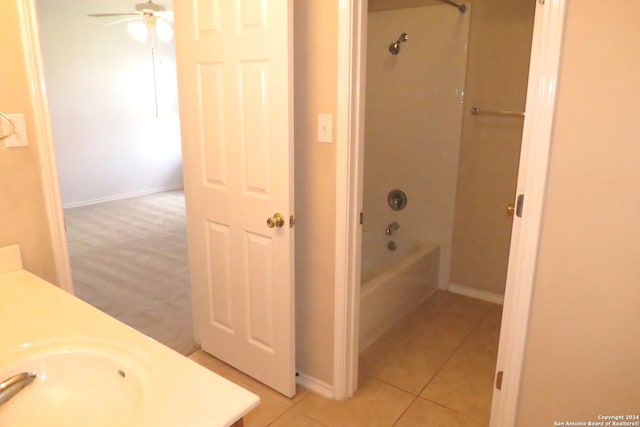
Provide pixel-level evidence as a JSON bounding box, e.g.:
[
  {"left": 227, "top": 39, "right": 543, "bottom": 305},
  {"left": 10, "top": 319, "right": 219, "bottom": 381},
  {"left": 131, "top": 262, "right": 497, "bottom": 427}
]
[{"left": 385, "top": 221, "right": 400, "bottom": 236}]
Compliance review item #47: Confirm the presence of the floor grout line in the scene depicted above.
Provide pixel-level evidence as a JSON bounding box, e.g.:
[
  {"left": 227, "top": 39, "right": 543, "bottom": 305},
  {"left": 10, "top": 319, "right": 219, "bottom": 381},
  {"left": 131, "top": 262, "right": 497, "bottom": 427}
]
[
  {"left": 416, "top": 318, "right": 483, "bottom": 397},
  {"left": 391, "top": 394, "right": 420, "bottom": 427},
  {"left": 361, "top": 371, "right": 423, "bottom": 397},
  {"left": 419, "top": 395, "right": 478, "bottom": 419},
  {"left": 266, "top": 395, "right": 318, "bottom": 427},
  {"left": 269, "top": 406, "right": 329, "bottom": 427}
]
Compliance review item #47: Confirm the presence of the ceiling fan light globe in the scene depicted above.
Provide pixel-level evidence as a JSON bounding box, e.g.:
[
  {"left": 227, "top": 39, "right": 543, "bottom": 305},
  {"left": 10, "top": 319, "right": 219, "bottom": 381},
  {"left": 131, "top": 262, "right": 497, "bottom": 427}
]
[
  {"left": 161, "top": 11, "right": 174, "bottom": 24},
  {"left": 156, "top": 18, "right": 174, "bottom": 43},
  {"left": 128, "top": 21, "right": 149, "bottom": 42}
]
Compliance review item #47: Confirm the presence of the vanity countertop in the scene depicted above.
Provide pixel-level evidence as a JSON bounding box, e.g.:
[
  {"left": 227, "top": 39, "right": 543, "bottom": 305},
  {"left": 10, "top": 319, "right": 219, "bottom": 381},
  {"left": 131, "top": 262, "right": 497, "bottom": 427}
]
[{"left": 0, "top": 245, "right": 259, "bottom": 426}]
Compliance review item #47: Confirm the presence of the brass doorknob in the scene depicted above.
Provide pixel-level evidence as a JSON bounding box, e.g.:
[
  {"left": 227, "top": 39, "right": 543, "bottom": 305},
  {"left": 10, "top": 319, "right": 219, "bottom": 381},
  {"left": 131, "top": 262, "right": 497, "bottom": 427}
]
[
  {"left": 266, "top": 213, "right": 285, "bottom": 228},
  {"left": 506, "top": 204, "right": 516, "bottom": 215}
]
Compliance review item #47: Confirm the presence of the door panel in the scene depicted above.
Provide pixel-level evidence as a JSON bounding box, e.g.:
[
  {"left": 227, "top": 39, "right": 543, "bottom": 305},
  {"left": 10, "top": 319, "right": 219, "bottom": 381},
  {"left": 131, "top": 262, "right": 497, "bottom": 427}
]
[
  {"left": 198, "top": 64, "right": 228, "bottom": 188},
  {"left": 239, "top": 61, "right": 272, "bottom": 195},
  {"left": 245, "top": 231, "right": 275, "bottom": 349},
  {"left": 175, "top": 0, "right": 295, "bottom": 397},
  {"left": 205, "top": 221, "right": 233, "bottom": 331}
]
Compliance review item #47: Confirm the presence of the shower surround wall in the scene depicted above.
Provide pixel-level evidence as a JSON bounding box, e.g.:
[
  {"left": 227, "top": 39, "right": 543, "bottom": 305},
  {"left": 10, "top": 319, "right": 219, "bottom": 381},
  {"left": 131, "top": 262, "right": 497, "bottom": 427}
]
[
  {"left": 363, "top": 5, "right": 470, "bottom": 287},
  {"left": 450, "top": 0, "right": 535, "bottom": 299}
]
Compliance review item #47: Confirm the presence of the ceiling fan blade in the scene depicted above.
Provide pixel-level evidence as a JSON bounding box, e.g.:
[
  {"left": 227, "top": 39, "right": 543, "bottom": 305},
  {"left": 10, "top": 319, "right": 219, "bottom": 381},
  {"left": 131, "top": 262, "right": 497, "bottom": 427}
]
[
  {"left": 97, "top": 17, "right": 141, "bottom": 28},
  {"left": 88, "top": 13, "right": 140, "bottom": 17}
]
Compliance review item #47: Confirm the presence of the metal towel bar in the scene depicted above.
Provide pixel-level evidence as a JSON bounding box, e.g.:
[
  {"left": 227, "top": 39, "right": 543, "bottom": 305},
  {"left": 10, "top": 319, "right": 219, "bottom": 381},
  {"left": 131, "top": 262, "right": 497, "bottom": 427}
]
[
  {"left": 471, "top": 106, "right": 525, "bottom": 117},
  {"left": 440, "top": 0, "right": 468, "bottom": 12}
]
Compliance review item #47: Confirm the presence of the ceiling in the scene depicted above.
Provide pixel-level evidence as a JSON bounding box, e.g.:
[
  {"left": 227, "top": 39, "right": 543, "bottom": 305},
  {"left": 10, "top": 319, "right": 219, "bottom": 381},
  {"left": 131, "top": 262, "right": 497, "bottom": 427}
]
[
  {"left": 369, "top": 0, "right": 451, "bottom": 12},
  {"left": 37, "top": 0, "right": 172, "bottom": 15}
]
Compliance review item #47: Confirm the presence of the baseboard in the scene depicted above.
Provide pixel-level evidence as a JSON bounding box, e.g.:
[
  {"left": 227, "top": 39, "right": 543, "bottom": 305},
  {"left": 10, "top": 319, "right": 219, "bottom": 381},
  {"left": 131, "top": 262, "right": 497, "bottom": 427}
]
[
  {"left": 448, "top": 283, "right": 504, "bottom": 305},
  {"left": 63, "top": 185, "right": 184, "bottom": 209},
  {"left": 296, "top": 371, "right": 334, "bottom": 399}
]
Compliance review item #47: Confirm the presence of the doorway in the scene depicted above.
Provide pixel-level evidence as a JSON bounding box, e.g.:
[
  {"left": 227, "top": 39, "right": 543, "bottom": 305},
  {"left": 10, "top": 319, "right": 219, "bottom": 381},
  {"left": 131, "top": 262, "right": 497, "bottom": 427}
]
[
  {"left": 357, "top": 0, "right": 535, "bottom": 422},
  {"left": 35, "top": 0, "right": 194, "bottom": 355},
  {"left": 29, "top": 0, "right": 298, "bottom": 398},
  {"left": 334, "top": 0, "right": 568, "bottom": 423}
]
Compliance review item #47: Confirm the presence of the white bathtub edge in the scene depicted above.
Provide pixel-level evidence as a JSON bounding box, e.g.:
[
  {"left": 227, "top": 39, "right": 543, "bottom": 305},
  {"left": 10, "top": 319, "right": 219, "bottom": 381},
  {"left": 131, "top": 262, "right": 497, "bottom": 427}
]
[
  {"left": 361, "top": 247, "right": 428, "bottom": 296},
  {"left": 448, "top": 283, "right": 504, "bottom": 305},
  {"left": 359, "top": 286, "right": 438, "bottom": 352},
  {"left": 360, "top": 240, "right": 441, "bottom": 352}
]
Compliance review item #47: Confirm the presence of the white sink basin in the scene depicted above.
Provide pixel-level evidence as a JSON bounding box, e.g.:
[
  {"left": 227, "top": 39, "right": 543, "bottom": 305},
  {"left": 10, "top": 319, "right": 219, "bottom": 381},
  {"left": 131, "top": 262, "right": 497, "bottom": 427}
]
[
  {"left": 0, "top": 266, "right": 260, "bottom": 426},
  {"left": 0, "top": 341, "right": 156, "bottom": 427}
]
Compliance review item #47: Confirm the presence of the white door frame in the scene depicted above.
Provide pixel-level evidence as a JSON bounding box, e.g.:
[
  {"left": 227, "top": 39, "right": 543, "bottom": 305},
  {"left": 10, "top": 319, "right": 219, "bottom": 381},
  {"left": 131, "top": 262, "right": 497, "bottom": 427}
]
[
  {"left": 333, "top": 4, "right": 568, "bottom": 425},
  {"left": 17, "top": 0, "right": 74, "bottom": 292},
  {"left": 333, "top": 0, "right": 368, "bottom": 399}
]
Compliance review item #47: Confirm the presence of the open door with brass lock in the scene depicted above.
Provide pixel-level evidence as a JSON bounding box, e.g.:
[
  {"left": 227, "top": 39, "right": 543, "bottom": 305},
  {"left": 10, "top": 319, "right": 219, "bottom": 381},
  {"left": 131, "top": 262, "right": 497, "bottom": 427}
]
[{"left": 176, "top": 0, "right": 296, "bottom": 398}]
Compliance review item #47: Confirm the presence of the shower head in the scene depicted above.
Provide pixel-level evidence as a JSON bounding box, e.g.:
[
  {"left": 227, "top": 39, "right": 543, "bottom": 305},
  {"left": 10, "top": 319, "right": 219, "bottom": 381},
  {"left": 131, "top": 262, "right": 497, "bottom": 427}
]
[{"left": 389, "top": 33, "right": 409, "bottom": 55}]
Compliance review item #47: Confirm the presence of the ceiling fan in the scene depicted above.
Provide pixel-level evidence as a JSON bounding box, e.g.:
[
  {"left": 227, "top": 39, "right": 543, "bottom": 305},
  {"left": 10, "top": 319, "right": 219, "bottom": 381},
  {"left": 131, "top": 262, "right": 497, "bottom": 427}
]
[{"left": 88, "top": 1, "right": 174, "bottom": 43}]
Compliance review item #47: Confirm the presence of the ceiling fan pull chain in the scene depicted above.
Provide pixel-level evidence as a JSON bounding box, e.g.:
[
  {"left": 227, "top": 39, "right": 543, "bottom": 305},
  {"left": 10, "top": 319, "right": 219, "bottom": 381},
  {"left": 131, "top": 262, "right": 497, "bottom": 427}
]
[{"left": 151, "top": 47, "right": 159, "bottom": 119}]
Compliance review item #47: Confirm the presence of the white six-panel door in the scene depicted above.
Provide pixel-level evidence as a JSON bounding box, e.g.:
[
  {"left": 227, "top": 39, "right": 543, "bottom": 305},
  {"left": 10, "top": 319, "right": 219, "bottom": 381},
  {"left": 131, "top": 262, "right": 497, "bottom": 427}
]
[{"left": 174, "top": 0, "right": 295, "bottom": 397}]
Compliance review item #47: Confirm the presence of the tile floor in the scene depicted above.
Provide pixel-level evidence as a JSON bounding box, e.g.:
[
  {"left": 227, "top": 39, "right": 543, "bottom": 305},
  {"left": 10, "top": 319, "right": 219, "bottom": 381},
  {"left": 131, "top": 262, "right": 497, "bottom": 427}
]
[{"left": 189, "top": 291, "right": 502, "bottom": 426}]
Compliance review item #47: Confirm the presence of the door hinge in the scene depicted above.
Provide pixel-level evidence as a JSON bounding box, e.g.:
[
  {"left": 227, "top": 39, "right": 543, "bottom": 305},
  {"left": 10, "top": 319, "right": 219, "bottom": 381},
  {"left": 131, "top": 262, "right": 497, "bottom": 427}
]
[
  {"left": 516, "top": 194, "right": 525, "bottom": 218},
  {"left": 495, "top": 370, "right": 504, "bottom": 390},
  {"left": 359, "top": 212, "right": 364, "bottom": 225}
]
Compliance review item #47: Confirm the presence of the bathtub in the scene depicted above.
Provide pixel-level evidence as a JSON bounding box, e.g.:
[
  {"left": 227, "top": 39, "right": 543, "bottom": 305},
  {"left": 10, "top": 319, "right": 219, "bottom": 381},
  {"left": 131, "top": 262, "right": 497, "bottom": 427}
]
[{"left": 359, "top": 231, "right": 440, "bottom": 351}]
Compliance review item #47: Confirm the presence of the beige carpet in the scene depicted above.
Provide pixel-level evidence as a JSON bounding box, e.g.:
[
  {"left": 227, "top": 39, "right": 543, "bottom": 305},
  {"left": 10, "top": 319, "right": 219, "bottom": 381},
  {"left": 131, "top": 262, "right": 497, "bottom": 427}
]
[{"left": 64, "top": 190, "right": 197, "bottom": 355}]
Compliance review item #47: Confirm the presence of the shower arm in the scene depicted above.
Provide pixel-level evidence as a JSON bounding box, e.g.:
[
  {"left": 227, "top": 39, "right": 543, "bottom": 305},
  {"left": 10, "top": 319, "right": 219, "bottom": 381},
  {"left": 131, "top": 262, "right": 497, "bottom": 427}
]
[
  {"left": 439, "top": 0, "right": 468, "bottom": 13},
  {"left": 393, "top": 33, "right": 409, "bottom": 46}
]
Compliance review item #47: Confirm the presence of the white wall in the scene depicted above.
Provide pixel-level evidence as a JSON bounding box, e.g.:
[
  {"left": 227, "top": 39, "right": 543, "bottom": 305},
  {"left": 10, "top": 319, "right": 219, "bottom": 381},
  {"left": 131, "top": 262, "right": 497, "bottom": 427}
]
[
  {"left": 363, "top": 5, "right": 470, "bottom": 287},
  {"left": 293, "top": 0, "right": 339, "bottom": 386},
  {"left": 516, "top": 1, "right": 640, "bottom": 422},
  {"left": 38, "top": 4, "right": 182, "bottom": 207}
]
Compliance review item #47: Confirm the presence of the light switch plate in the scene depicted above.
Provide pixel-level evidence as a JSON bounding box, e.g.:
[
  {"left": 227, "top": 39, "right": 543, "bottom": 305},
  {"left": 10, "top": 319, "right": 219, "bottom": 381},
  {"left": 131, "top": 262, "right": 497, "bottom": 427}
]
[
  {"left": 2, "top": 114, "right": 28, "bottom": 148},
  {"left": 317, "top": 113, "right": 333, "bottom": 143}
]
